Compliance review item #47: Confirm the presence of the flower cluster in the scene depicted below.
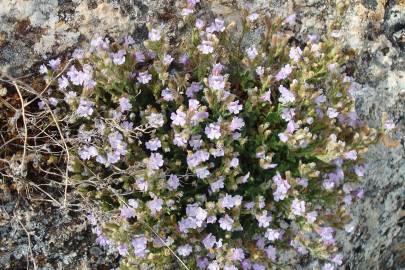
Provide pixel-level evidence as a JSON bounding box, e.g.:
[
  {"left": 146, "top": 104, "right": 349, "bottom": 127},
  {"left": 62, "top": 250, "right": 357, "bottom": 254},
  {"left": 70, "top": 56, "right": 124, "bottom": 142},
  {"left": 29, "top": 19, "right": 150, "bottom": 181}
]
[{"left": 39, "top": 3, "right": 395, "bottom": 270}]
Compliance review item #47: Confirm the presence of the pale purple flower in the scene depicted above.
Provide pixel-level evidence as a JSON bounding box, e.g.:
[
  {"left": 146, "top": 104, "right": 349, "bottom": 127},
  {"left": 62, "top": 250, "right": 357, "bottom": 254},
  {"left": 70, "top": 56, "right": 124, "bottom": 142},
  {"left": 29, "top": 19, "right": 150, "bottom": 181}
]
[
  {"left": 286, "top": 120, "right": 298, "bottom": 133},
  {"left": 344, "top": 150, "right": 357, "bottom": 160},
  {"left": 256, "top": 66, "right": 265, "bottom": 76},
  {"left": 319, "top": 227, "right": 335, "bottom": 245},
  {"left": 117, "top": 244, "right": 128, "bottom": 256},
  {"left": 128, "top": 199, "right": 139, "bottom": 208},
  {"left": 211, "top": 147, "right": 224, "bottom": 157},
  {"left": 179, "top": 53, "right": 189, "bottom": 65},
  {"left": 232, "top": 248, "right": 245, "bottom": 261},
  {"left": 308, "top": 34, "right": 320, "bottom": 43},
  {"left": 210, "top": 177, "right": 224, "bottom": 192},
  {"left": 120, "top": 206, "right": 136, "bottom": 219},
  {"left": 187, "top": 150, "right": 210, "bottom": 168},
  {"left": 161, "top": 88, "right": 174, "bottom": 101},
  {"left": 208, "top": 261, "right": 220, "bottom": 270},
  {"left": 195, "top": 19, "right": 205, "bottom": 29},
  {"left": 327, "top": 107, "right": 339, "bottom": 118},
  {"left": 230, "top": 157, "right": 239, "bottom": 168},
  {"left": 79, "top": 146, "right": 98, "bottom": 160},
  {"left": 272, "top": 172, "right": 290, "bottom": 201},
  {"left": 48, "top": 97, "right": 58, "bottom": 106},
  {"left": 278, "top": 85, "right": 295, "bottom": 103},
  {"left": 147, "top": 113, "right": 164, "bottom": 128},
  {"left": 228, "top": 100, "right": 242, "bottom": 114},
  {"left": 246, "top": 46, "right": 258, "bottom": 60},
  {"left": 384, "top": 119, "right": 395, "bottom": 131},
  {"left": 181, "top": 8, "right": 194, "bottom": 16},
  {"left": 72, "top": 48, "right": 84, "bottom": 60},
  {"left": 132, "top": 235, "right": 148, "bottom": 257},
  {"left": 265, "top": 245, "right": 276, "bottom": 260},
  {"left": 186, "top": 82, "right": 201, "bottom": 97},
  {"left": 163, "top": 53, "right": 174, "bottom": 65},
  {"left": 265, "top": 228, "right": 281, "bottom": 241},
  {"left": 247, "top": 13, "right": 259, "bottom": 22},
  {"left": 48, "top": 58, "right": 61, "bottom": 70},
  {"left": 208, "top": 75, "right": 225, "bottom": 91},
  {"left": 206, "top": 18, "right": 225, "bottom": 33},
  {"left": 189, "top": 135, "right": 203, "bottom": 149},
  {"left": 291, "top": 199, "right": 305, "bottom": 216},
  {"left": 205, "top": 122, "right": 221, "bottom": 140},
  {"left": 196, "top": 167, "right": 210, "bottom": 179},
  {"left": 230, "top": 117, "right": 245, "bottom": 131},
  {"left": 278, "top": 133, "right": 288, "bottom": 143},
  {"left": 124, "top": 35, "right": 135, "bottom": 47},
  {"left": 289, "top": 47, "right": 302, "bottom": 62},
  {"left": 188, "top": 99, "right": 200, "bottom": 110},
  {"left": 148, "top": 153, "right": 164, "bottom": 170},
  {"left": 136, "top": 178, "right": 148, "bottom": 192},
  {"left": 148, "top": 28, "right": 161, "bottom": 41},
  {"left": 111, "top": 50, "right": 126, "bottom": 65},
  {"left": 177, "top": 244, "right": 192, "bottom": 257},
  {"left": 198, "top": 40, "right": 214, "bottom": 54},
  {"left": 108, "top": 131, "right": 127, "bottom": 155},
  {"left": 202, "top": 233, "right": 217, "bottom": 249},
  {"left": 354, "top": 164, "right": 366, "bottom": 177},
  {"left": 167, "top": 174, "right": 180, "bottom": 190},
  {"left": 260, "top": 90, "right": 272, "bottom": 103},
  {"left": 173, "top": 133, "right": 188, "bottom": 147},
  {"left": 96, "top": 235, "right": 110, "bottom": 247},
  {"left": 119, "top": 97, "right": 132, "bottom": 112},
  {"left": 297, "top": 178, "right": 308, "bottom": 187},
  {"left": 219, "top": 214, "right": 234, "bottom": 231},
  {"left": 171, "top": 109, "right": 187, "bottom": 127},
  {"left": 284, "top": 14, "right": 296, "bottom": 26},
  {"left": 257, "top": 210, "right": 272, "bottom": 228},
  {"left": 224, "top": 265, "right": 237, "bottom": 270},
  {"left": 77, "top": 99, "right": 94, "bottom": 117},
  {"left": 58, "top": 76, "right": 69, "bottom": 90},
  {"left": 145, "top": 138, "right": 161, "bottom": 151},
  {"left": 90, "top": 37, "right": 110, "bottom": 50},
  {"left": 220, "top": 194, "right": 242, "bottom": 209},
  {"left": 275, "top": 64, "right": 292, "bottom": 81},
  {"left": 147, "top": 198, "right": 163, "bottom": 216},
  {"left": 322, "top": 263, "right": 335, "bottom": 270},
  {"left": 121, "top": 121, "right": 133, "bottom": 131},
  {"left": 39, "top": 64, "right": 48, "bottom": 74},
  {"left": 137, "top": 71, "right": 152, "bottom": 84},
  {"left": 134, "top": 51, "right": 145, "bottom": 62}
]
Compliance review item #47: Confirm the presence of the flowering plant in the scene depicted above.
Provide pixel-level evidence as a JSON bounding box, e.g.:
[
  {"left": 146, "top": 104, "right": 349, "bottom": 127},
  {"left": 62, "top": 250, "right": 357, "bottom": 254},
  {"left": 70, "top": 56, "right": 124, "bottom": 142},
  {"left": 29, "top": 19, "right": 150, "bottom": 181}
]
[{"left": 37, "top": 2, "right": 396, "bottom": 270}]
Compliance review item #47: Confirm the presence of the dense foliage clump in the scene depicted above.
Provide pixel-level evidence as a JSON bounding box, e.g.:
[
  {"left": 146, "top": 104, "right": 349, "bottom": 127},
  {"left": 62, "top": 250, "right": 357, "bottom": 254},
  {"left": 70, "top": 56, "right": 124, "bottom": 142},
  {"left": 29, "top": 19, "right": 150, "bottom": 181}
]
[{"left": 31, "top": 2, "right": 396, "bottom": 270}]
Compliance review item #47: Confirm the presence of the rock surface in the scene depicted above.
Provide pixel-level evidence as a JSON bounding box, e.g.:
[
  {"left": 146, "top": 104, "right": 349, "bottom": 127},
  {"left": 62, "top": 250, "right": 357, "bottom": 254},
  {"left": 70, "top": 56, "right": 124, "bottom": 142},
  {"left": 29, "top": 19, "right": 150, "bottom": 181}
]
[{"left": 0, "top": 0, "right": 404, "bottom": 269}]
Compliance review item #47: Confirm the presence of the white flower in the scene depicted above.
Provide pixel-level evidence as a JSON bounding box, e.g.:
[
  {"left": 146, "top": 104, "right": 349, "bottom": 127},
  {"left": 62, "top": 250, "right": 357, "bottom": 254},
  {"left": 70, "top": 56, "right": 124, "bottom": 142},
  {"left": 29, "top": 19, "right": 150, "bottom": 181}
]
[
  {"left": 327, "top": 107, "right": 339, "bottom": 118},
  {"left": 228, "top": 100, "right": 242, "bottom": 114},
  {"left": 163, "top": 53, "right": 174, "bottom": 65}
]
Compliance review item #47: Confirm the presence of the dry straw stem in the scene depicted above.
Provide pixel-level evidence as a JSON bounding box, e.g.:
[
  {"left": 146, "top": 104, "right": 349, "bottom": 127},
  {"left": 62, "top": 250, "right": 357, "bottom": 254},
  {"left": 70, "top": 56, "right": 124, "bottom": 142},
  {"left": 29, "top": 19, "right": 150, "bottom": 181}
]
[{"left": 14, "top": 213, "right": 38, "bottom": 270}]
